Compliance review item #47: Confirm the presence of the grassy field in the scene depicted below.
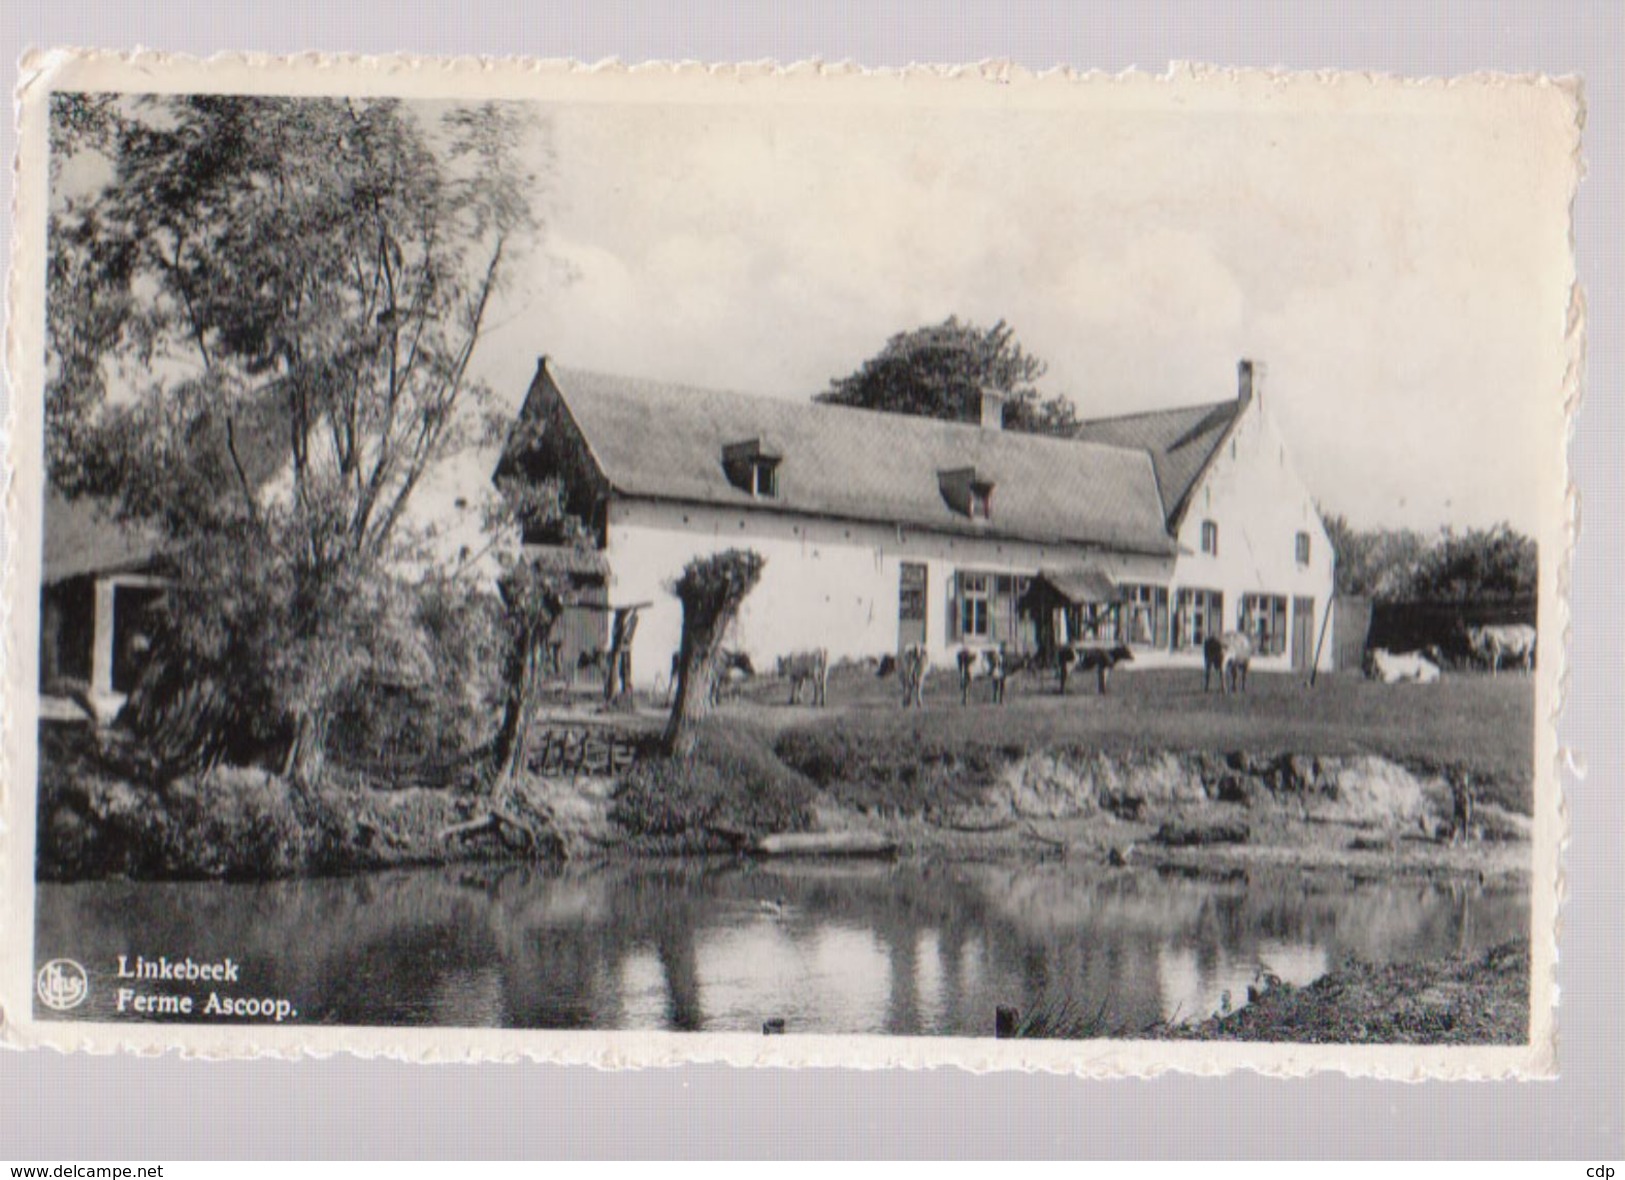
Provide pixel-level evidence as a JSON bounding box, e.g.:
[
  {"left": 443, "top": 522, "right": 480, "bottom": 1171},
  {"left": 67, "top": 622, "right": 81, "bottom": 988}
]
[{"left": 713, "top": 663, "right": 1537, "bottom": 815}]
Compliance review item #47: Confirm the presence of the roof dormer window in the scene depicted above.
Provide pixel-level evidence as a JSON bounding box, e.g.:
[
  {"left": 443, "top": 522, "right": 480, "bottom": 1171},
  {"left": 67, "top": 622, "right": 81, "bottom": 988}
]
[
  {"left": 749, "top": 461, "right": 778, "bottom": 499},
  {"left": 723, "top": 438, "right": 782, "bottom": 500},
  {"left": 939, "top": 466, "right": 995, "bottom": 521}
]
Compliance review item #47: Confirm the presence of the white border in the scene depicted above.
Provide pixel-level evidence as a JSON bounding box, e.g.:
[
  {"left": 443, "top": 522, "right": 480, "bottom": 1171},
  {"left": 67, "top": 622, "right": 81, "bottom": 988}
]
[{"left": 3, "top": 2, "right": 1618, "bottom": 1159}]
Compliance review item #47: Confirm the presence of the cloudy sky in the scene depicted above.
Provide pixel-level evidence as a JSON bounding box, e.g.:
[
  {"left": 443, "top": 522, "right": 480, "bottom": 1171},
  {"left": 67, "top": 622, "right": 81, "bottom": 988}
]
[
  {"left": 461, "top": 72, "right": 1576, "bottom": 535},
  {"left": 52, "top": 74, "right": 1576, "bottom": 537}
]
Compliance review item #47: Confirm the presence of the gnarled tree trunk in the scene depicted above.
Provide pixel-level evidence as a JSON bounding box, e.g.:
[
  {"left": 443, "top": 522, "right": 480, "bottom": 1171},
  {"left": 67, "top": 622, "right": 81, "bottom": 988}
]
[
  {"left": 489, "top": 617, "right": 550, "bottom": 793},
  {"left": 662, "top": 549, "right": 765, "bottom": 758}
]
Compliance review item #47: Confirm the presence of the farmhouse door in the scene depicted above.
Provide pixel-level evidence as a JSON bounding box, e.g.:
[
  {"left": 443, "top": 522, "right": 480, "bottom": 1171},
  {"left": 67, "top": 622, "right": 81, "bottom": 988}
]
[
  {"left": 1291, "top": 596, "right": 1316, "bottom": 673},
  {"left": 897, "top": 562, "right": 928, "bottom": 652}
]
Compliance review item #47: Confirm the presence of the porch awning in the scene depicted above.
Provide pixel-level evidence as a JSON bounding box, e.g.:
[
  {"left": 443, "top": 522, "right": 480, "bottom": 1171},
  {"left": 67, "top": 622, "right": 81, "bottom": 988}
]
[{"left": 1029, "top": 566, "right": 1120, "bottom": 606}]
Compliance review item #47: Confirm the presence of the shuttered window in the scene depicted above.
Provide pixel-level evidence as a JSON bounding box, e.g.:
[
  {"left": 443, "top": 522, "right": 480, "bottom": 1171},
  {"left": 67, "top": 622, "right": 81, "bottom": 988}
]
[
  {"left": 954, "top": 573, "right": 989, "bottom": 639},
  {"left": 950, "top": 571, "right": 1031, "bottom": 645}
]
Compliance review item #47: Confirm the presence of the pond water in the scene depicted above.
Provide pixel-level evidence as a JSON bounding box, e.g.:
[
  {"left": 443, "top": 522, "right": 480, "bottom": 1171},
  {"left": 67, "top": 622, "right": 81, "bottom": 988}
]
[{"left": 34, "top": 861, "right": 1527, "bottom": 1036}]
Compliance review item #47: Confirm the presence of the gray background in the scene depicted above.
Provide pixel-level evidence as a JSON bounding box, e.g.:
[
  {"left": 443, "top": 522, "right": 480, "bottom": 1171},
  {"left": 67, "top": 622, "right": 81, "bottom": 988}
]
[{"left": 2, "top": 1, "right": 1619, "bottom": 1160}]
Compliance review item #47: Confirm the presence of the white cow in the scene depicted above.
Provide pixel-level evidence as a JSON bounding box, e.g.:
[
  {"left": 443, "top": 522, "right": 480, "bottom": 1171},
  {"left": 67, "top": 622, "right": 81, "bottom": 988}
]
[
  {"left": 1466, "top": 624, "right": 1537, "bottom": 675},
  {"left": 777, "top": 648, "right": 830, "bottom": 706},
  {"left": 1364, "top": 648, "right": 1442, "bottom": 685}
]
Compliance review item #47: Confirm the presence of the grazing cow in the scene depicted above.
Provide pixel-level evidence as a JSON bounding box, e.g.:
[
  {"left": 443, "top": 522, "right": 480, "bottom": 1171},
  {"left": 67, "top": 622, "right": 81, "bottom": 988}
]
[
  {"left": 897, "top": 643, "right": 930, "bottom": 708},
  {"left": 777, "top": 648, "right": 830, "bottom": 706},
  {"left": 1466, "top": 624, "right": 1537, "bottom": 675},
  {"left": 1003, "top": 649, "right": 1040, "bottom": 680},
  {"left": 954, "top": 647, "right": 1009, "bottom": 705},
  {"left": 1202, "top": 632, "right": 1253, "bottom": 694},
  {"left": 984, "top": 647, "right": 1008, "bottom": 705},
  {"left": 1058, "top": 644, "right": 1134, "bottom": 695},
  {"left": 1363, "top": 648, "right": 1442, "bottom": 685}
]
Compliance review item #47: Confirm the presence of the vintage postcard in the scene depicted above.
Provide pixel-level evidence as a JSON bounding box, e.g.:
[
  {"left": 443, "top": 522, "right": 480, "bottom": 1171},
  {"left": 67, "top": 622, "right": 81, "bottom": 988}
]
[{"left": 1, "top": 52, "right": 1578, "bottom": 1075}]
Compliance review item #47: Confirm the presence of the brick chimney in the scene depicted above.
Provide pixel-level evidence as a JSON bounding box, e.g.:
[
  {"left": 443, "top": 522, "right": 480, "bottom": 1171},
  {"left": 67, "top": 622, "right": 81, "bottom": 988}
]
[
  {"left": 978, "top": 388, "right": 1007, "bottom": 430},
  {"left": 1237, "top": 358, "right": 1265, "bottom": 407}
]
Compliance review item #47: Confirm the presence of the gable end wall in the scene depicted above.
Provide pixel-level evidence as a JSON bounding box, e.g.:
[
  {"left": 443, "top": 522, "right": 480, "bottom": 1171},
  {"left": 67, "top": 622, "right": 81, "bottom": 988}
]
[{"left": 1170, "top": 399, "right": 1336, "bottom": 669}]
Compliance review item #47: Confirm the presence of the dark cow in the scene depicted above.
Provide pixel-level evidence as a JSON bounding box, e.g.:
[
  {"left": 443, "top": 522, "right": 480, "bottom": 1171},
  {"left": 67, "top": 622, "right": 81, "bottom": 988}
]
[
  {"left": 777, "top": 648, "right": 830, "bottom": 706},
  {"left": 954, "top": 647, "right": 1009, "bottom": 705},
  {"left": 1203, "top": 632, "right": 1253, "bottom": 694},
  {"left": 1057, "top": 644, "right": 1134, "bottom": 695}
]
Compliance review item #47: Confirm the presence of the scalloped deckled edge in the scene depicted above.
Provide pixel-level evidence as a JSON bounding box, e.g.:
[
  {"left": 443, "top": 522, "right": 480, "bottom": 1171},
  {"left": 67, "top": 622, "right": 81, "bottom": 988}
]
[{"left": 1, "top": 48, "right": 1584, "bottom": 1079}]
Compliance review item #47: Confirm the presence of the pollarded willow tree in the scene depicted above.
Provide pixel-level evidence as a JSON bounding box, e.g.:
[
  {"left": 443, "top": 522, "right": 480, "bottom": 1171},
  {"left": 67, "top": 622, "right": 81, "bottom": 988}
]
[
  {"left": 663, "top": 549, "right": 767, "bottom": 758},
  {"left": 46, "top": 93, "right": 543, "bottom": 785}
]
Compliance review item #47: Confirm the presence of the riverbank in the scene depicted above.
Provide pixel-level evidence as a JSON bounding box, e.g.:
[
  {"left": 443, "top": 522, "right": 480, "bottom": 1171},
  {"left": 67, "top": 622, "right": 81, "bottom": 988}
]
[
  {"left": 35, "top": 696, "right": 1531, "bottom": 884},
  {"left": 1157, "top": 938, "right": 1530, "bottom": 1044}
]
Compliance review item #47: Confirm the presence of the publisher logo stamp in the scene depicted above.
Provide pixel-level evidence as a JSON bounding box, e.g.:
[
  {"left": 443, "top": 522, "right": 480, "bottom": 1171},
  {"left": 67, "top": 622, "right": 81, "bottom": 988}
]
[{"left": 37, "top": 958, "right": 89, "bottom": 1011}]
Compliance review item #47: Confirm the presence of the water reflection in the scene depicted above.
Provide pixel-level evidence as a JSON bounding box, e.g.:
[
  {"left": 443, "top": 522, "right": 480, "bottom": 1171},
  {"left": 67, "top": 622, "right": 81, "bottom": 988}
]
[{"left": 35, "top": 861, "right": 1527, "bottom": 1037}]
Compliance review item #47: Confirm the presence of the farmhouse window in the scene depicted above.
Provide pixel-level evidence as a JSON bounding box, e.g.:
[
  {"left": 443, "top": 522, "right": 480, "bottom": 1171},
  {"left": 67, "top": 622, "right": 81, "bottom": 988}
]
[
  {"left": 749, "top": 461, "right": 779, "bottom": 499},
  {"left": 948, "top": 570, "right": 1031, "bottom": 643},
  {"left": 1240, "top": 593, "right": 1289, "bottom": 656},
  {"left": 1200, "top": 520, "right": 1219, "bottom": 556},
  {"left": 959, "top": 572, "right": 991, "bottom": 639},
  {"left": 1117, "top": 584, "right": 1170, "bottom": 648},
  {"left": 1295, "top": 530, "right": 1311, "bottom": 565},
  {"left": 1174, "top": 588, "right": 1223, "bottom": 650}
]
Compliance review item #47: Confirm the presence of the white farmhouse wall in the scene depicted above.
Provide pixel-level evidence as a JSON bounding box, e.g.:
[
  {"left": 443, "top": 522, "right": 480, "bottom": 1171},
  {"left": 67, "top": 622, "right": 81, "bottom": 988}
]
[
  {"left": 1168, "top": 399, "right": 1336, "bottom": 671},
  {"left": 604, "top": 499, "right": 1173, "bottom": 686}
]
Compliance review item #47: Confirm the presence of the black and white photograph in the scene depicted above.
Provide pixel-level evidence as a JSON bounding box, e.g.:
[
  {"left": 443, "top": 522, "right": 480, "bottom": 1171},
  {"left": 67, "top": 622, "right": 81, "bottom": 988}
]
[{"left": 4, "top": 53, "right": 1573, "bottom": 1072}]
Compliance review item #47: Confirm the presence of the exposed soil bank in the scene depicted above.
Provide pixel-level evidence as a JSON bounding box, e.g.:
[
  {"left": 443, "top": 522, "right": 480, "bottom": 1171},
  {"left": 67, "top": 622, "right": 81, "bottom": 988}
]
[
  {"left": 35, "top": 723, "right": 1529, "bottom": 883},
  {"left": 812, "top": 745, "right": 1533, "bottom": 884},
  {"left": 1156, "top": 938, "right": 1530, "bottom": 1045},
  {"left": 35, "top": 728, "right": 624, "bottom": 881}
]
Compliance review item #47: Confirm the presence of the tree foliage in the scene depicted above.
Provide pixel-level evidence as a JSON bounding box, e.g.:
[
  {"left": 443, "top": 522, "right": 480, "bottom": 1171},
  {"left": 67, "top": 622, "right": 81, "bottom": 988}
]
[
  {"left": 817, "top": 317, "right": 1079, "bottom": 436},
  {"left": 1321, "top": 511, "right": 1536, "bottom": 605},
  {"left": 48, "top": 94, "right": 541, "bottom": 783},
  {"left": 1406, "top": 525, "right": 1537, "bottom": 605}
]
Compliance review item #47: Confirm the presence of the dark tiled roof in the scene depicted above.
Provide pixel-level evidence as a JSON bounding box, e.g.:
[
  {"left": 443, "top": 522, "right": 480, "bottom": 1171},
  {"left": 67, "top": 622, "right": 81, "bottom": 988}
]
[
  {"left": 42, "top": 490, "right": 161, "bottom": 584},
  {"left": 1073, "top": 400, "right": 1240, "bottom": 528},
  {"left": 543, "top": 362, "right": 1177, "bottom": 556}
]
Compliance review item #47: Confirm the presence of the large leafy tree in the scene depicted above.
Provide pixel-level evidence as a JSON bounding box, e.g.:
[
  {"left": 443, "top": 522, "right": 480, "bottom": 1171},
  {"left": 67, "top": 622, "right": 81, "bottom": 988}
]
[
  {"left": 1320, "top": 510, "right": 1535, "bottom": 604},
  {"left": 47, "top": 93, "right": 540, "bottom": 785},
  {"left": 816, "top": 316, "right": 1080, "bottom": 436}
]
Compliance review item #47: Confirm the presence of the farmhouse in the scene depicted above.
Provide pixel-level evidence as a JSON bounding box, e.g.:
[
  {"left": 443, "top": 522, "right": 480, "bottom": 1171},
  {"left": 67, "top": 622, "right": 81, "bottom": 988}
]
[{"left": 500, "top": 355, "right": 1334, "bottom": 688}]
